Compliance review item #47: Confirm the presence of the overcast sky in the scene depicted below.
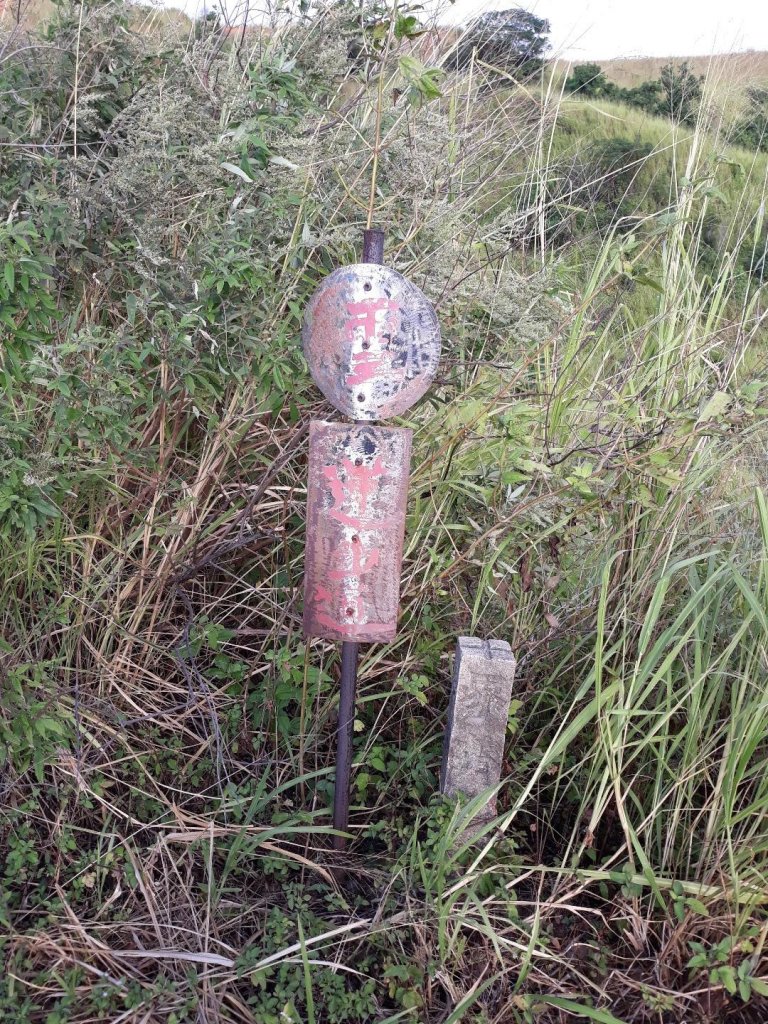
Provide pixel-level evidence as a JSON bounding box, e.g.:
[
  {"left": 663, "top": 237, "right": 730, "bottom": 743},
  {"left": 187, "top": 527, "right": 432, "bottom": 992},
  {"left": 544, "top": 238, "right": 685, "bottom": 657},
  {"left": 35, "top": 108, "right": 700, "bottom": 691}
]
[
  {"left": 488, "top": 0, "right": 766, "bottom": 60},
  {"left": 156, "top": 0, "right": 768, "bottom": 60}
]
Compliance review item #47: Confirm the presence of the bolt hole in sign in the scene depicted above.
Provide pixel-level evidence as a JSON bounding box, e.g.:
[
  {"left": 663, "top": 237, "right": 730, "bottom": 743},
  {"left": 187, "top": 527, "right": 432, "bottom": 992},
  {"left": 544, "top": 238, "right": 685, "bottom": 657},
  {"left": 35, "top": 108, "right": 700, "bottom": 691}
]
[
  {"left": 302, "top": 263, "right": 441, "bottom": 642},
  {"left": 302, "top": 264, "right": 441, "bottom": 422}
]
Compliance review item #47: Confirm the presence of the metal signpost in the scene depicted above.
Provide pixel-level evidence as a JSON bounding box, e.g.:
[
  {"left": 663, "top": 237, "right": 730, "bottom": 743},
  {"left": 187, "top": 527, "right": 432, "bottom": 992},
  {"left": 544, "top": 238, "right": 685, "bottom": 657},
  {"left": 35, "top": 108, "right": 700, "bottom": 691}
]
[{"left": 302, "top": 229, "right": 441, "bottom": 850}]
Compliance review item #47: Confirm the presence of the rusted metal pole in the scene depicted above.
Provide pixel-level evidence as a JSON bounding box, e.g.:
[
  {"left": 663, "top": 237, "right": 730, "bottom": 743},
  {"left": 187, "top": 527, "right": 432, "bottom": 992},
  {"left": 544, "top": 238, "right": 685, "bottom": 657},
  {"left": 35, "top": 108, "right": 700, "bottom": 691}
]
[
  {"left": 332, "top": 641, "right": 358, "bottom": 850},
  {"left": 331, "top": 227, "right": 385, "bottom": 852},
  {"left": 361, "top": 226, "right": 384, "bottom": 265}
]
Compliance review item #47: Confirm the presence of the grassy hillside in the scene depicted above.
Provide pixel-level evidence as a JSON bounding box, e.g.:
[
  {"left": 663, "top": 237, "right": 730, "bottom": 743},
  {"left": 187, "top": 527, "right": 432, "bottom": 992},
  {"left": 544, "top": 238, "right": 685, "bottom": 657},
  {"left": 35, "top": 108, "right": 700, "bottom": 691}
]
[
  {"left": 595, "top": 50, "right": 768, "bottom": 90},
  {"left": 553, "top": 94, "right": 768, "bottom": 211},
  {"left": 576, "top": 50, "right": 768, "bottom": 124},
  {"left": 1, "top": 3, "right": 768, "bottom": 1023}
]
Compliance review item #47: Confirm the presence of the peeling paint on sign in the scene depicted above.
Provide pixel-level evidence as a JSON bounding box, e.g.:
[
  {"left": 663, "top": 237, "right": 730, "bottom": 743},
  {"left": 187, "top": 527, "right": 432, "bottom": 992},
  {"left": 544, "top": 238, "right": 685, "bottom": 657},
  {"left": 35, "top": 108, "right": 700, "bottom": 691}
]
[
  {"left": 302, "top": 264, "right": 441, "bottom": 421},
  {"left": 303, "top": 420, "right": 412, "bottom": 642}
]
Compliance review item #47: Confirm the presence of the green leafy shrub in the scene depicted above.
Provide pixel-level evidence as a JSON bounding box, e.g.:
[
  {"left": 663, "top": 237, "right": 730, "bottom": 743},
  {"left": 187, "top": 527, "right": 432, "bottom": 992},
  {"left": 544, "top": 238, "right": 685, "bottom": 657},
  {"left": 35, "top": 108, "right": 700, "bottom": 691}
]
[
  {"left": 733, "top": 86, "right": 768, "bottom": 151},
  {"left": 658, "top": 60, "right": 703, "bottom": 123},
  {"left": 583, "top": 136, "right": 656, "bottom": 227},
  {"left": 0, "top": 658, "right": 72, "bottom": 782},
  {"left": 619, "top": 77, "right": 664, "bottom": 114},
  {"left": 564, "top": 62, "right": 613, "bottom": 98}
]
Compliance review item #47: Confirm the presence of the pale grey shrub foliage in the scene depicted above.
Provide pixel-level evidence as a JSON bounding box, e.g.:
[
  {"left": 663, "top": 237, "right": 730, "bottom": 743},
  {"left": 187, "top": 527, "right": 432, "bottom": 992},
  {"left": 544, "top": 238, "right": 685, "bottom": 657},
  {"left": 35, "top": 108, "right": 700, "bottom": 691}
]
[
  {"left": 87, "top": 80, "right": 227, "bottom": 276},
  {"left": 275, "top": 14, "right": 572, "bottom": 352}
]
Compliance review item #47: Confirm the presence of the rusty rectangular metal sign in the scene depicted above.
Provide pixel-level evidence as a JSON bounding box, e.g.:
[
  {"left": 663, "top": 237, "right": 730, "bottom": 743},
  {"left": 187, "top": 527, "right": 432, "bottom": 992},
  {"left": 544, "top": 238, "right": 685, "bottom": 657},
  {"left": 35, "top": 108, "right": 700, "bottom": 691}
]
[{"left": 303, "top": 420, "right": 412, "bottom": 643}]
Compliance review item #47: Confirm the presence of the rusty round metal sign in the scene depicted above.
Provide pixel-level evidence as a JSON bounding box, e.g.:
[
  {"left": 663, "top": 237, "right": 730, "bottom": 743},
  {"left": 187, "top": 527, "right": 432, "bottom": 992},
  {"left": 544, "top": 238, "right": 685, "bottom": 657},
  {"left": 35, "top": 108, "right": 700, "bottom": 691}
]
[{"left": 302, "top": 264, "right": 441, "bottom": 421}]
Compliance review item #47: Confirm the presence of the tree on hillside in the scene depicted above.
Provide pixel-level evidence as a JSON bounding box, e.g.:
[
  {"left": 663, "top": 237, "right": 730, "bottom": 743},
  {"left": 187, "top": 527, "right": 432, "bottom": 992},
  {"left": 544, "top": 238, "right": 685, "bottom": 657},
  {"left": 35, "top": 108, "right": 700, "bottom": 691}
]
[
  {"left": 659, "top": 61, "right": 702, "bottom": 124},
  {"left": 453, "top": 8, "right": 550, "bottom": 80},
  {"left": 733, "top": 86, "right": 768, "bottom": 152},
  {"left": 621, "top": 79, "right": 663, "bottom": 115},
  {"left": 565, "top": 62, "right": 612, "bottom": 98}
]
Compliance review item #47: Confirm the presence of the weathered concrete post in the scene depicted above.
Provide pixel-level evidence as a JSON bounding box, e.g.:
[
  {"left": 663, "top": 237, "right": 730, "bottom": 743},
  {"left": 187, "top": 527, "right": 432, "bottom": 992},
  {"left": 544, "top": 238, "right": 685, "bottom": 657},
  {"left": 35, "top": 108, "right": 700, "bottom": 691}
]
[{"left": 440, "top": 637, "right": 517, "bottom": 823}]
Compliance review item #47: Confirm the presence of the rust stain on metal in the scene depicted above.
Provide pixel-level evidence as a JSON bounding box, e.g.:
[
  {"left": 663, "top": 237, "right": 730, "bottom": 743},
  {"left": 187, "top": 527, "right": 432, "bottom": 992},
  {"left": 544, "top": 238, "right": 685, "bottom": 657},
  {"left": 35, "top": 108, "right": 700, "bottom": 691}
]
[
  {"left": 303, "top": 264, "right": 441, "bottom": 421},
  {"left": 304, "top": 420, "right": 412, "bottom": 643}
]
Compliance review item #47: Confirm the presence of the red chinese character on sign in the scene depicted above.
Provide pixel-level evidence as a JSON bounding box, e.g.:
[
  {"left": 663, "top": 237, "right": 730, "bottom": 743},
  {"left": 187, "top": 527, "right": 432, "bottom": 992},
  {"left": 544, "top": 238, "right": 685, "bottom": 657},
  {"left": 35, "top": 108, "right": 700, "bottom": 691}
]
[
  {"left": 304, "top": 422, "right": 411, "bottom": 643},
  {"left": 322, "top": 457, "right": 386, "bottom": 528},
  {"left": 345, "top": 299, "right": 397, "bottom": 387},
  {"left": 313, "top": 455, "right": 390, "bottom": 631}
]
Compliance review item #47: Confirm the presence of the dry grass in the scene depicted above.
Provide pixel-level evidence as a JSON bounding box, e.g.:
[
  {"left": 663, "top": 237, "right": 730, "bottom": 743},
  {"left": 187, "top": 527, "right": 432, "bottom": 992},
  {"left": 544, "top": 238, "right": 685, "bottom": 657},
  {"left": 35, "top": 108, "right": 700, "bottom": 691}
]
[
  {"left": 0, "top": 0, "right": 54, "bottom": 28},
  {"left": 594, "top": 50, "right": 768, "bottom": 90}
]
